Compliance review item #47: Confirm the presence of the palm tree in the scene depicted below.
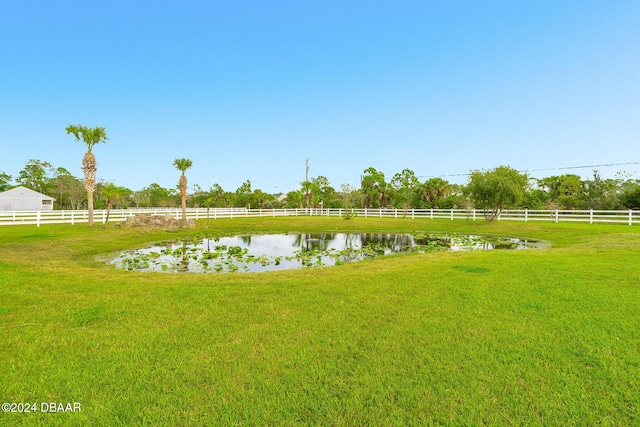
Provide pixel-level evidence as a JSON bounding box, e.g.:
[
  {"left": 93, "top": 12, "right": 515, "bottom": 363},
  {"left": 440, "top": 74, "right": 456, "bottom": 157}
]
[
  {"left": 419, "top": 178, "right": 452, "bottom": 208},
  {"left": 101, "top": 182, "right": 122, "bottom": 228},
  {"left": 202, "top": 197, "right": 214, "bottom": 219},
  {"left": 66, "top": 124, "right": 108, "bottom": 227},
  {"left": 173, "top": 158, "right": 193, "bottom": 222}
]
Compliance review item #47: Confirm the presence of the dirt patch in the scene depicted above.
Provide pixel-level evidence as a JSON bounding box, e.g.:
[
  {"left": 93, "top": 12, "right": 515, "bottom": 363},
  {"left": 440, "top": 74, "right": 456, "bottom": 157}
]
[{"left": 121, "top": 214, "right": 195, "bottom": 229}]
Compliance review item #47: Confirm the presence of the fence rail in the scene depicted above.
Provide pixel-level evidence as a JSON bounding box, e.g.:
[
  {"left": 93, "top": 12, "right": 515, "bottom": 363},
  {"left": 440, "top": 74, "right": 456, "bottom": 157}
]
[{"left": 0, "top": 207, "right": 638, "bottom": 227}]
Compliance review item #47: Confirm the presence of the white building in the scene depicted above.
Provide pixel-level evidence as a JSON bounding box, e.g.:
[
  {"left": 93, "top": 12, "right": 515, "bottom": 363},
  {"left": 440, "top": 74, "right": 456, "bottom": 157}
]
[{"left": 0, "top": 186, "right": 56, "bottom": 211}]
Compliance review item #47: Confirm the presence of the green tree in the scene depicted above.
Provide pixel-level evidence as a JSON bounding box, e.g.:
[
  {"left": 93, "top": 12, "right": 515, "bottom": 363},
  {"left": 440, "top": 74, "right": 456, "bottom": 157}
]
[
  {"left": 131, "top": 189, "right": 150, "bottom": 208},
  {"left": 202, "top": 197, "right": 214, "bottom": 218},
  {"left": 189, "top": 184, "right": 206, "bottom": 208},
  {"left": 235, "top": 180, "right": 252, "bottom": 208},
  {"left": 209, "top": 183, "right": 227, "bottom": 207},
  {"left": 251, "top": 189, "right": 274, "bottom": 208},
  {"left": 340, "top": 183, "right": 359, "bottom": 218},
  {"left": 144, "top": 183, "right": 173, "bottom": 207},
  {"left": 285, "top": 189, "right": 304, "bottom": 208},
  {"left": 0, "top": 171, "right": 13, "bottom": 192},
  {"left": 467, "top": 165, "right": 529, "bottom": 221},
  {"left": 66, "top": 124, "right": 108, "bottom": 226},
  {"left": 301, "top": 180, "right": 315, "bottom": 208},
  {"left": 311, "top": 176, "right": 336, "bottom": 207},
  {"left": 583, "top": 170, "right": 622, "bottom": 210},
  {"left": 440, "top": 183, "right": 467, "bottom": 209},
  {"left": 361, "top": 167, "right": 387, "bottom": 208},
  {"left": 620, "top": 185, "right": 640, "bottom": 209},
  {"left": 520, "top": 186, "right": 549, "bottom": 210},
  {"left": 172, "top": 158, "right": 193, "bottom": 221},
  {"left": 49, "top": 168, "right": 85, "bottom": 209},
  {"left": 419, "top": 178, "right": 452, "bottom": 209},
  {"left": 539, "top": 174, "right": 584, "bottom": 209},
  {"left": 390, "top": 169, "right": 420, "bottom": 210},
  {"left": 101, "top": 182, "right": 127, "bottom": 227},
  {"left": 17, "top": 159, "right": 55, "bottom": 193}
]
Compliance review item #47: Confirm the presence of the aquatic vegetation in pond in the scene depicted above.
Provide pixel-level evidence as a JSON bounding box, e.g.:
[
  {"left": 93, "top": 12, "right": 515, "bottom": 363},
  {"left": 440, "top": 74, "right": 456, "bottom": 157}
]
[{"left": 109, "top": 233, "right": 545, "bottom": 273}]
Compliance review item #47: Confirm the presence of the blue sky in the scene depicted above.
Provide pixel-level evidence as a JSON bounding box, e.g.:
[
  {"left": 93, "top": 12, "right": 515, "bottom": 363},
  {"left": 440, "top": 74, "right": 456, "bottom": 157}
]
[{"left": 1, "top": 0, "right": 638, "bottom": 193}]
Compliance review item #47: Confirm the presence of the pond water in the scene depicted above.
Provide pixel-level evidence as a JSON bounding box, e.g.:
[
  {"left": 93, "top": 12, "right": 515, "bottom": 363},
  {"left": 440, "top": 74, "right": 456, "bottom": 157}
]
[{"left": 109, "top": 233, "right": 546, "bottom": 273}]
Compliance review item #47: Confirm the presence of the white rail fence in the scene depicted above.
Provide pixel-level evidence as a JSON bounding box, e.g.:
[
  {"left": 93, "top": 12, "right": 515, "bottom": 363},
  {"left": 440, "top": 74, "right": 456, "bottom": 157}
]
[{"left": 0, "top": 207, "right": 638, "bottom": 227}]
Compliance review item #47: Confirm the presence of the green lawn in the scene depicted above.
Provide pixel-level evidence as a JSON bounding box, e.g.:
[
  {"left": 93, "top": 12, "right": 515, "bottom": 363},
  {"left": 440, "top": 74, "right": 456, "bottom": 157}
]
[{"left": 1, "top": 217, "right": 638, "bottom": 426}]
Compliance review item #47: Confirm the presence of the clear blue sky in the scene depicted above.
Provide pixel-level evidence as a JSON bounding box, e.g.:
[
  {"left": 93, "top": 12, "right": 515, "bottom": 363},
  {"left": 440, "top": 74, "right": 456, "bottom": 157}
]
[{"left": 1, "top": 0, "right": 639, "bottom": 193}]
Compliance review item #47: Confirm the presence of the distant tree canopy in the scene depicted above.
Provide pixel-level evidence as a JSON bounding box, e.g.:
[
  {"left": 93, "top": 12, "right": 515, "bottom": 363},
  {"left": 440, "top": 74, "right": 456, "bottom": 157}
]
[
  {"left": 391, "top": 169, "right": 420, "bottom": 209},
  {"left": 419, "top": 178, "right": 452, "bottom": 209},
  {"left": 5, "top": 158, "right": 639, "bottom": 212},
  {"left": 620, "top": 185, "right": 640, "bottom": 209},
  {"left": 17, "top": 159, "right": 55, "bottom": 193},
  {"left": 361, "top": 167, "right": 387, "bottom": 208},
  {"left": 0, "top": 171, "right": 13, "bottom": 192}
]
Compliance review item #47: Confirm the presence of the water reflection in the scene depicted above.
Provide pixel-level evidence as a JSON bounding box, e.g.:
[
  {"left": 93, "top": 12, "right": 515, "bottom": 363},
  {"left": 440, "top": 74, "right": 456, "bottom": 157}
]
[{"left": 110, "top": 233, "right": 545, "bottom": 274}]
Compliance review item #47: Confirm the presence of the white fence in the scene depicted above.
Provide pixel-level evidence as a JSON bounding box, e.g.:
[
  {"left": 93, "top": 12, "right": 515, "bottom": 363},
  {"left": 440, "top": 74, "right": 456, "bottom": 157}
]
[{"left": 0, "top": 207, "right": 638, "bottom": 227}]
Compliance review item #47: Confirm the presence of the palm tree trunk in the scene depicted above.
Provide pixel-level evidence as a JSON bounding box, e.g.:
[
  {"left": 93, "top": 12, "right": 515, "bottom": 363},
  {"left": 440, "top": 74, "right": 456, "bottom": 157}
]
[
  {"left": 104, "top": 200, "right": 111, "bottom": 228},
  {"left": 181, "top": 188, "right": 187, "bottom": 221},
  {"left": 87, "top": 191, "right": 94, "bottom": 226},
  {"left": 180, "top": 174, "right": 187, "bottom": 222},
  {"left": 83, "top": 151, "right": 97, "bottom": 227}
]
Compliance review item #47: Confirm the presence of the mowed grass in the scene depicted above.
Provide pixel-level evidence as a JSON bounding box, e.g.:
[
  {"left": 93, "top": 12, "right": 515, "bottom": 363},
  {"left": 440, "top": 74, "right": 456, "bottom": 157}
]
[{"left": 0, "top": 217, "right": 638, "bottom": 426}]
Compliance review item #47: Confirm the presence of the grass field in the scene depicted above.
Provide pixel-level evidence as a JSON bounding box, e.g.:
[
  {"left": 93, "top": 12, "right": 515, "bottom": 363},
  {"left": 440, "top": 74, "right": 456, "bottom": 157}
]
[{"left": 1, "top": 217, "right": 638, "bottom": 426}]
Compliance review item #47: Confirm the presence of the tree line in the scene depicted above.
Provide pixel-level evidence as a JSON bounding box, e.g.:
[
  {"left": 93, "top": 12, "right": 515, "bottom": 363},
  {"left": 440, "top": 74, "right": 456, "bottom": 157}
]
[
  {"left": 3, "top": 159, "right": 639, "bottom": 215},
  {"left": 1, "top": 123, "right": 639, "bottom": 222}
]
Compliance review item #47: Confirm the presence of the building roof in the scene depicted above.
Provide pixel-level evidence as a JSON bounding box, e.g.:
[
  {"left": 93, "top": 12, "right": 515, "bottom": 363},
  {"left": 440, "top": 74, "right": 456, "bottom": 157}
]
[{"left": 0, "top": 186, "right": 56, "bottom": 201}]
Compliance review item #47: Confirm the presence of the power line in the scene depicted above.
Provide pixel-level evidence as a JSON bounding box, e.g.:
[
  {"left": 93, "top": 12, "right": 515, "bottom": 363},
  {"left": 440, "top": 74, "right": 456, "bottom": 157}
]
[
  {"left": 278, "top": 161, "right": 639, "bottom": 191},
  {"left": 524, "top": 161, "right": 640, "bottom": 173},
  {"left": 418, "top": 161, "right": 640, "bottom": 179}
]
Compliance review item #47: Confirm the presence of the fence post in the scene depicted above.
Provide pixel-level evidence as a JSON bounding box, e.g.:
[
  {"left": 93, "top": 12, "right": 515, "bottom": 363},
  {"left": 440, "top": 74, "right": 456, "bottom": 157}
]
[
  {"left": 630, "top": 210, "right": 633, "bottom": 226},
  {"left": 473, "top": 209, "right": 476, "bottom": 221},
  {"left": 71, "top": 211, "right": 75, "bottom": 225},
  {"left": 364, "top": 208, "right": 368, "bottom": 218},
  {"left": 412, "top": 209, "right": 415, "bottom": 219},
  {"left": 555, "top": 210, "right": 559, "bottom": 224},
  {"left": 525, "top": 209, "right": 528, "bottom": 222},
  {"left": 37, "top": 210, "right": 41, "bottom": 227},
  {"left": 450, "top": 209, "right": 453, "bottom": 220},
  {"left": 430, "top": 208, "right": 433, "bottom": 220},
  {"left": 590, "top": 209, "right": 593, "bottom": 225}
]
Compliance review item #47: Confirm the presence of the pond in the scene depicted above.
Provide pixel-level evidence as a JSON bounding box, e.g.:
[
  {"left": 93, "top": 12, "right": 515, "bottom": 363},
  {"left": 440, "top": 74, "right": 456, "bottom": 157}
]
[{"left": 109, "top": 233, "right": 547, "bottom": 273}]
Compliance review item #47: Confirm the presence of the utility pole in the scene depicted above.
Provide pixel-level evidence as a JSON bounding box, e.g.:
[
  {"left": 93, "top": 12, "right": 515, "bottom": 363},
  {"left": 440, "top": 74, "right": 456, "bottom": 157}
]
[
  {"left": 304, "top": 158, "right": 310, "bottom": 209},
  {"left": 305, "top": 158, "right": 309, "bottom": 183}
]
